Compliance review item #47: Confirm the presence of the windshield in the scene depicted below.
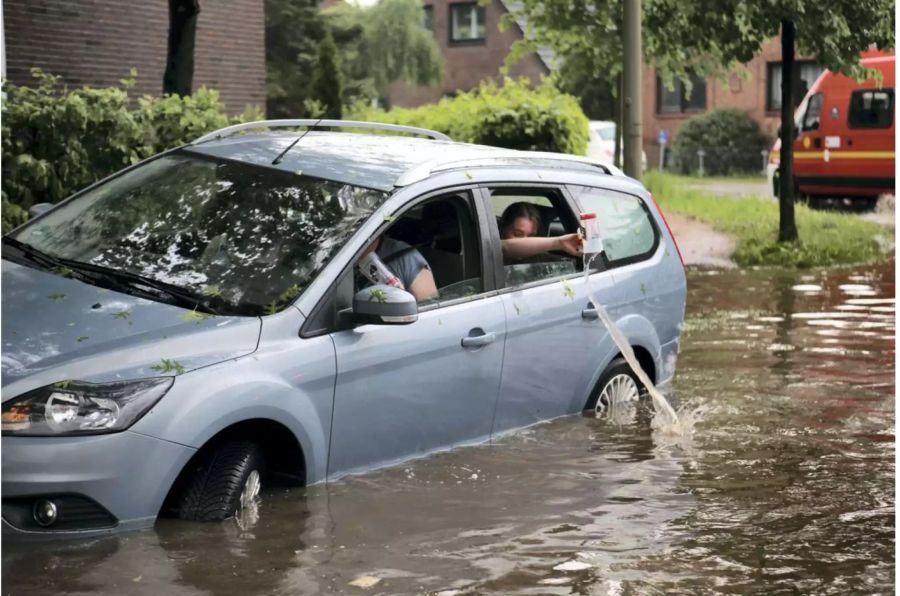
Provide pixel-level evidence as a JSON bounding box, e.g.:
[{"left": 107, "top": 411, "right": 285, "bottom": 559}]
[{"left": 9, "top": 151, "right": 387, "bottom": 315}]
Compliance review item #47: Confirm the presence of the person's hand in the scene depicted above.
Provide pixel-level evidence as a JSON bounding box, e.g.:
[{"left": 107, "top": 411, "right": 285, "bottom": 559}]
[{"left": 555, "top": 233, "right": 583, "bottom": 257}]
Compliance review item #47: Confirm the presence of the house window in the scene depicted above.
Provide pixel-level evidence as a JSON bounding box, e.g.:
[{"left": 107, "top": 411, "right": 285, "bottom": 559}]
[
  {"left": 449, "top": 3, "right": 485, "bottom": 43},
  {"left": 766, "top": 61, "right": 824, "bottom": 112},
  {"left": 655, "top": 73, "right": 706, "bottom": 114},
  {"left": 423, "top": 5, "right": 433, "bottom": 32}
]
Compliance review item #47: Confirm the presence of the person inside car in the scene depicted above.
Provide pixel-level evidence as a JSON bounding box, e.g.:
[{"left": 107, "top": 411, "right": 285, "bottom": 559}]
[
  {"left": 358, "top": 235, "right": 438, "bottom": 301},
  {"left": 499, "top": 202, "right": 583, "bottom": 259}
]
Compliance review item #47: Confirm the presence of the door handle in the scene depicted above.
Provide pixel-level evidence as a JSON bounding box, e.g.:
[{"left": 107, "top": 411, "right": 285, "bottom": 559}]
[
  {"left": 461, "top": 330, "right": 496, "bottom": 348},
  {"left": 581, "top": 307, "right": 599, "bottom": 320}
]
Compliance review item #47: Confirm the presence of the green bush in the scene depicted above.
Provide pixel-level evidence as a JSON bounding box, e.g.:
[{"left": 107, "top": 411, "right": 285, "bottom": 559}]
[
  {"left": 2, "top": 69, "right": 258, "bottom": 232},
  {"left": 670, "top": 109, "right": 770, "bottom": 176},
  {"left": 348, "top": 78, "right": 589, "bottom": 154}
]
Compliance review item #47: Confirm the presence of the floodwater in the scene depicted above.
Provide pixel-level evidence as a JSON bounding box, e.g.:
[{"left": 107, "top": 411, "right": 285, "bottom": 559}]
[{"left": 4, "top": 261, "right": 895, "bottom": 595}]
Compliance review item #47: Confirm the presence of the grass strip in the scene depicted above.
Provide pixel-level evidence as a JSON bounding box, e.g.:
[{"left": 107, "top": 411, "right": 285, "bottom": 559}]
[{"left": 644, "top": 171, "right": 893, "bottom": 268}]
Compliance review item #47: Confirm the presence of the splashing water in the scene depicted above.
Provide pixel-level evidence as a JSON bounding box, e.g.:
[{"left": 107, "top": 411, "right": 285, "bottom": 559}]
[{"left": 583, "top": 253, "right": 683, "bottom": 434}]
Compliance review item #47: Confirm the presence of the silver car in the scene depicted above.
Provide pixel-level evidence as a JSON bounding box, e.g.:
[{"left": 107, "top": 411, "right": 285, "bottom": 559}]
[{"left": 2, "top": 120, "right": 686, "bottom": 540}]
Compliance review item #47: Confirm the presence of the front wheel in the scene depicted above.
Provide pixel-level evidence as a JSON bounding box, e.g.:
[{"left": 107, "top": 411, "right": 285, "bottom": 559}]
[
  {"left": 177, "top": 440, "right": 265, "bottom": 522},
  {"left": 585, "top": 357, "right": 642, "bottom": 414}
]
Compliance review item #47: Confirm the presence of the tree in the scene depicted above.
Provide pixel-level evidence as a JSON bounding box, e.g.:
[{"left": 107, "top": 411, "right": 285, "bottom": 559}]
[
  {"left": 163, "top": 0, "right": 201, "bottom": 96},
  {"left": 503, "top": 0, "right": 894, "bottom": 241},
  {"left": 310, "top": 28, "right": 344, "bottom": 119},
  {"left": 324, "top": 0, "right": 443, "bottom": 104},
  {"left": 644, "top": 0, "right": 893, "bottom": 242},
  {"left": 266, "top": 0, "right": 325, "bottom": 118}
]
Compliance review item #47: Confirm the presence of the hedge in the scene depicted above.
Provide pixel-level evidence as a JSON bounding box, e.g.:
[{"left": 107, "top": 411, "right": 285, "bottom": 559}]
[
  {"left": 1, "top": 69, "right": 261, "bottom": 233},
  {"left": 348, "top": 78, "right": 589, "bottom": 155},
  {"left": 670, "top": 108, "right": 771, "bottom": 176}
]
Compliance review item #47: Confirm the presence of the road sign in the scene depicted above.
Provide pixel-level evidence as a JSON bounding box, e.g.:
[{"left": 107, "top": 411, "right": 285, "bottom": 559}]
[{"left": 658, "top": 129, "right": 668, "bottom": 145}]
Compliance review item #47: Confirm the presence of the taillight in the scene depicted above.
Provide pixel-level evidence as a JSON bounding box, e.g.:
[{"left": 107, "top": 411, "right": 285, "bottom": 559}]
[{"left": 649, "top": 193, "right": 684, "bottom": 268}]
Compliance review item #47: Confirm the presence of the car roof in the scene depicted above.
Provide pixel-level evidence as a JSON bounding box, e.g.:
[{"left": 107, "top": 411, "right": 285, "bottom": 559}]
[
  {"left": 186, "top": 131, "right": 621, "bottom": 192},
  {"left": 187, "top": 132, "right": 514, "bottom": 192}
]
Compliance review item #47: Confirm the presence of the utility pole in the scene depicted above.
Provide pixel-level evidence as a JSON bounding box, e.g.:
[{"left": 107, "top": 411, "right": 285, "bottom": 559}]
[{"left": 622, "top": 0, "right": 642, "bottom": 180}]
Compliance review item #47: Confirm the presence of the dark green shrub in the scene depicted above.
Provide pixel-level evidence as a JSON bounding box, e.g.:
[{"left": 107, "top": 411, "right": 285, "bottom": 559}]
[
  {"left": 670, "top": 109, "right": 770, "bottom": 175},
  {"left": 349, "top": 78, "right": 589, "bottom": 154},
  {"left": 2, "top": 69, "right": 259, "bottom": 232}
]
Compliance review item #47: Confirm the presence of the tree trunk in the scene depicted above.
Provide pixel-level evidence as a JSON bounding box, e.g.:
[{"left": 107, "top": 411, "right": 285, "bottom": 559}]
[
  {"left": 622, "top": 0, "right": 642, "bottom": 180},
  {"left": 778, "top": 19, "right": 798, "bottom": 242},
  {"left": 163, "top": 0, "right": 200, "bottom": 96}
]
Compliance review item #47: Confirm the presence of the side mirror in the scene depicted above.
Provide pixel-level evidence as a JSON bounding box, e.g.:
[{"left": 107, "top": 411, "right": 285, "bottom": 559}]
[
  {"left": 28, "top": 203, "right": 53, "bottom": 219},
  {"left": 351, "top": 284, "right": 418, "bottom": 325}
]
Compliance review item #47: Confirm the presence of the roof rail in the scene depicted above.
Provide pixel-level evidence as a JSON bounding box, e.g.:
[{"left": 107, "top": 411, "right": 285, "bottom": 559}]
[
  {"left": 394, "top": 151, "right": 624, "bottom": 186},
  {"left": 192, "top": 119, "right": 451, "bottom": 144}
]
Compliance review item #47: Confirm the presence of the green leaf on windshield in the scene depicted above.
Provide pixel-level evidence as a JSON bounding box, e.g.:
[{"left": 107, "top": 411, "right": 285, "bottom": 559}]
[
  {"left": 179, "top": 309, "right": 210, "bottom": 322},
  {"left": 112, "top": 310, "right": 130, "bottom": 319}
]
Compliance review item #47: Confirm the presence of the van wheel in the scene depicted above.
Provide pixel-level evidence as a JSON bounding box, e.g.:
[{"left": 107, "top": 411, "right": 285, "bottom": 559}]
[
  {"left": 585, "top": 357, "right": 642, "bottom": 414},
  {"left": 177, "top": 441, "right": 265, "bottom": 522}
]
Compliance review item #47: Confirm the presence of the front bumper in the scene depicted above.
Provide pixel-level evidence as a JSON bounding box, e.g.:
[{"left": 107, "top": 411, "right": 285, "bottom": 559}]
[{"left": 2, "top": 430, "right": 195, "bottom": 541}]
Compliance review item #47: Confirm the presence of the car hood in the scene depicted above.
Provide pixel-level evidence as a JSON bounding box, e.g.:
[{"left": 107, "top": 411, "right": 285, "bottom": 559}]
[{"left": 1, "top": 260, "right": 262, "bottom": 398}]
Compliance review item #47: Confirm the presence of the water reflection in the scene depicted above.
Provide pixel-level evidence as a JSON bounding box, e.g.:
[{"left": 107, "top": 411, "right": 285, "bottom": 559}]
[{"left": 3, "top": 261, "right": 894, "bottom": 594}]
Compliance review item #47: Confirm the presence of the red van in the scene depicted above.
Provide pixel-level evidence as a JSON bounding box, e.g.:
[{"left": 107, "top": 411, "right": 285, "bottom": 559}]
[{"left": 767, "top": 50, "right": 895, "bottom": 208}]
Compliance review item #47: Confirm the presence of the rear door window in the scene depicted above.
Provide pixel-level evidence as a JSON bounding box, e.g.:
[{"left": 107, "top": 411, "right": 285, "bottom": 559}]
[
  {"left": 569, "top": 186, "right": 659, "bottom": 267},
  {"left": 848, "top": 88, "right": 894, "bottom": 129}
]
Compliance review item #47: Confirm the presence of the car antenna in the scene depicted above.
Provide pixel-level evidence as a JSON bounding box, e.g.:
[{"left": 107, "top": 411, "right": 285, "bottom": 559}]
[{"left": 271, "top": 118, "right": 324, "bottom": 165}]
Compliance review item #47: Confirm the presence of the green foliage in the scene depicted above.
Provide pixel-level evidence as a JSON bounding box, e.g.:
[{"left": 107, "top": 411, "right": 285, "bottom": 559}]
[
  {"left": 310, "top": 27, "right": 344, "bottom": 120},
  {"left": 348, "top": 78, "right": 589, "bottom": 154},
  {"left": 135, "top": 87, "right": 233, "bottom": 151},
  {"left": 2, "top": 69, "right": 258, "bottom": 232},
  {"left": 266, "top": 0, "right": 325, "bottom": 119},
  {"left": 644, "top": 171, "right": 892, "bottom": 268},
  {"left": 670, "top": 109, "right": 771, "bottom": 176},
  {"left": 325, "top": 0, "right": 443, "bottom": 95}
]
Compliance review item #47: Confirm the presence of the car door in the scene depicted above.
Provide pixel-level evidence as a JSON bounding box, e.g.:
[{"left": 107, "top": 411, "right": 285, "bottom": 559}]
[
  {"left": 795, "top": 91, "right": 825, "bottom": 193},
  {"left": 326, "top": 189, "right": 506, "bottom": 476},
  {"left": 483, "top": 185, "right": 618, "bottom": 435}
]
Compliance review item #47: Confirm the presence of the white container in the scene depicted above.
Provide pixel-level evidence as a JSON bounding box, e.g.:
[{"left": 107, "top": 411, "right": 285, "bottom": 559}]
[
  {"left": 580, "top": 212, "right": 604, "bottom": 255},
  {"left": 358, "top": 251, "right": 404, "bottom": 289}
]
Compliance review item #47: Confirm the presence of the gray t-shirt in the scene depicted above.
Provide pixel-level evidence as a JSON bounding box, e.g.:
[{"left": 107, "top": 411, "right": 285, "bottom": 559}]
[{"left": 377, "top": 237, "right": 430, "bottom": 290}]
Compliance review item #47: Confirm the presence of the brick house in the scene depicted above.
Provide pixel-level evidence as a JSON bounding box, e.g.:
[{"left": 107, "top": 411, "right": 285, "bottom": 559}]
[
  {"left": 385, "top": 0, "right": 552, "bottom": 107},
  {"left": 2, "top": 0, "right": 266, "bottom": 114},
  {"left": 643, "top": 37, "right": 821, "bottom": 166}
]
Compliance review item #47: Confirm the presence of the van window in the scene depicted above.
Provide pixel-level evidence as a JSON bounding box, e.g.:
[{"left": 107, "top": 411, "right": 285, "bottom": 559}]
[
  {"left": 801, "top": 93, "right": 823, "bottom": 131},
  {"left": 848, "top": 89, "right": 894, "bottom": 129}
]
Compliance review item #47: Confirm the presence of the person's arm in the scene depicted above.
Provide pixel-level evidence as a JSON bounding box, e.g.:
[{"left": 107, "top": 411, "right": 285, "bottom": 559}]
[
  {"left": 408, "top": 267, "right": 438, "bottom": 301},
  {"left": 501, "top": 233, "right": 583, "bottom": 259}
]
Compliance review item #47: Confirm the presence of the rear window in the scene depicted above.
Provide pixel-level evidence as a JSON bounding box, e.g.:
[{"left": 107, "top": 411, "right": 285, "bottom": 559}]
[
  {"left": 570, "top": 186, "right": 659, "bottom": 266},
  {"left": 848, "top": 88, "right": 894, "bottom": 129}
]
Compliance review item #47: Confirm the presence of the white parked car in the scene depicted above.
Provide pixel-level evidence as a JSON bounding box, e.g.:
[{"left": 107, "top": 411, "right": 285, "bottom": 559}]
[{"left": 586, "top": 121, "right": 647, "bottom": 172}]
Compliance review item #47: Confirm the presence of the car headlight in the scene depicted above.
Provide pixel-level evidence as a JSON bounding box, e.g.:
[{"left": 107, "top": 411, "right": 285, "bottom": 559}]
[{"left": 1, "top": 378, "right": 173, "bottom": 436}]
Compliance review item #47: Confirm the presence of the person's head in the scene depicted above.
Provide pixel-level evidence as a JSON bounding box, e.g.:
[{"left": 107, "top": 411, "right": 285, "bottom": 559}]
[{"left": 499, "top": 202, "right": 542, "bottom": 240}]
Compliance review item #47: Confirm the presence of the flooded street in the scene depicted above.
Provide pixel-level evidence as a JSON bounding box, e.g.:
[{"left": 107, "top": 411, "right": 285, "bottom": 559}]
[{"left": 4, "top": 261, "right": 895, "bottom": 595}]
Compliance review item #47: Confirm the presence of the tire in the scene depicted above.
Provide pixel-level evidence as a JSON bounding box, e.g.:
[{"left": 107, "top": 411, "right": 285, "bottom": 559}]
[
  {"left": 584, "top": 357, "right": 643, "bottom": 413},
  {"left": 177, "top": 440, "right": 265, "bottom": 522}
]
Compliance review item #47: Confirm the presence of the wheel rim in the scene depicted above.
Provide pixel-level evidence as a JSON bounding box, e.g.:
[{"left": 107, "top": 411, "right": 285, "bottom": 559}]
[
  {"left": 239, "top": 469, "right": 261, "bottom": 510},
  {"left": 596, "top": 373, "right": 640, "bottom": 413}
]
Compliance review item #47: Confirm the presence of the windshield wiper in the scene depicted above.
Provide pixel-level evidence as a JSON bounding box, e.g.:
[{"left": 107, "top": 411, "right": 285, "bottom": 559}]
[
  {"left": 55, "top": 259, "right": 224, "bottom": 315},
  {"left": 2, "top": 236, "right": 71, "bottom": 272},
  {"left": 2, "top": 237, "right": 224, "bottom": 315}
]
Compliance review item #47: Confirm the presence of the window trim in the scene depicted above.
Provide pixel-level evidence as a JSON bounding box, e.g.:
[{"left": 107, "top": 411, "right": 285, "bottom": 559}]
[
  {"left": 300, "top": 186, "right": 497, "bottom": 339},
  {"left": 448, "top": 1, "right": 486, "bottom": 45},
  {"left": 478, "top": 183, "right": 590, "bottom": 294},
  {"left": 567, "top": 184, "right": 661, "bottom": 269},
  {"left": 847, "top": 88, "right": 895, "bottom": 130}
]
